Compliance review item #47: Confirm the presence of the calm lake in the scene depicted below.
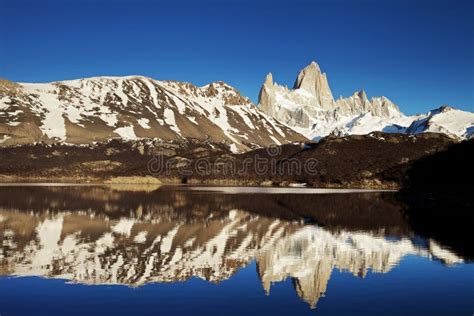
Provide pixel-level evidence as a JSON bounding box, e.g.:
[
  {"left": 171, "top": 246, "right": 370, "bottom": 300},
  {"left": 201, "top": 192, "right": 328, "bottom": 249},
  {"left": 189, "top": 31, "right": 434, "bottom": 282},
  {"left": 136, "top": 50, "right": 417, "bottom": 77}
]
[{"left": 0, "top": 185, "right": 472, "bottom": 315}]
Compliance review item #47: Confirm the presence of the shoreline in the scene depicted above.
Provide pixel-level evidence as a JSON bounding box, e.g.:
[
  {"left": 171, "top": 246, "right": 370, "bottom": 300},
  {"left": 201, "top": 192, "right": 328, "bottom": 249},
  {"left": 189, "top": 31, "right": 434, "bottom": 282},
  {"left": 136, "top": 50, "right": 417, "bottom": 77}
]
[{"left": 0, "top": 177, "right": 399, "bottom": 191}]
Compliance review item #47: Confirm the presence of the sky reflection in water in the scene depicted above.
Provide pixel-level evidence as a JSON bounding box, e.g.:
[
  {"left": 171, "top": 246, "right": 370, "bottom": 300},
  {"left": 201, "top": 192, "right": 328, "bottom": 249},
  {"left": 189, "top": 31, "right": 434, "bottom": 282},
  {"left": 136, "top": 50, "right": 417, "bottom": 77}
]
[{"left": 0, "top": 185, "right": 472, "bottom": 315}]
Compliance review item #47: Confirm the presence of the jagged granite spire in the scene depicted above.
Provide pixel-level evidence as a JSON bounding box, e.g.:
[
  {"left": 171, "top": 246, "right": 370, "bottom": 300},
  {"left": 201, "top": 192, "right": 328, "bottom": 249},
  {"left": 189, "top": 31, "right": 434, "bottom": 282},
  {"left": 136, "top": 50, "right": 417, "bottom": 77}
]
[
  {"left": 264, "top": 72, "right": 273, "bottom": 85},
  {"left": 258, "top": 60, "right": 409, "bottom": 138},
  {"left": 258, "top": 61, "right": 338, "bottom": 128},
  {"left": 258, "top": 72, "right": 278, "bottom": 119},
  {"left": 293, "top": 61, "right": 335, "bottom": 109}
]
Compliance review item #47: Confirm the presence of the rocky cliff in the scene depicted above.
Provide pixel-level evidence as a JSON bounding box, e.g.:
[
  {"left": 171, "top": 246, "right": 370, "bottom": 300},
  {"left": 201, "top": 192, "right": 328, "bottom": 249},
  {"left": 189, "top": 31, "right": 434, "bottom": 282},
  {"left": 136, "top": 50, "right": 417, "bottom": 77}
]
[{"left": 258, "top": 61, "right": 474, "bottom": 140}]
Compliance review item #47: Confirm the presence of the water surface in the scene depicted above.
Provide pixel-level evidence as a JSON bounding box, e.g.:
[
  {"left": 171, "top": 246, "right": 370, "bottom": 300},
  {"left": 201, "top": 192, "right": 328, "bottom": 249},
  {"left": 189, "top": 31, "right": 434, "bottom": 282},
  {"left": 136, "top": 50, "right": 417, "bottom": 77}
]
[{"left": 0, "top": 185, "right": 472, "bottom": 315}]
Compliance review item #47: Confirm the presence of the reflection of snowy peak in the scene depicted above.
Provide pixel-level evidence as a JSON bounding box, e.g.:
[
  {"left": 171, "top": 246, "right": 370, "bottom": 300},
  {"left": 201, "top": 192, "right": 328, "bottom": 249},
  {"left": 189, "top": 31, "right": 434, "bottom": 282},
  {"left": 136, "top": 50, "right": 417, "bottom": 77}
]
[
  {"left": 0, "top": 77, "right": 304, "bottom": 150},
  {"left": 0, "top": 209, "right": 289, "bottom": 284},
  {"left": 258, "top": 61, "right": 474, "bottom": 140},
  {"left": 0, "top": 208, "right": 462, "bottom": 309},
  {"left": 256, "top": 227, "right": 461, "bottom": 309}
]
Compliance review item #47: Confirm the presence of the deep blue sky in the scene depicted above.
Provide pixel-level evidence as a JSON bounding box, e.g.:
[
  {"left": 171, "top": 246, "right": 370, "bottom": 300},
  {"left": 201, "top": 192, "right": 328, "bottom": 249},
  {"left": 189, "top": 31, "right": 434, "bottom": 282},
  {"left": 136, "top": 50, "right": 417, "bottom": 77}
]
[{"left": 1, "top": 0, "right": 473, "bottom": 114}]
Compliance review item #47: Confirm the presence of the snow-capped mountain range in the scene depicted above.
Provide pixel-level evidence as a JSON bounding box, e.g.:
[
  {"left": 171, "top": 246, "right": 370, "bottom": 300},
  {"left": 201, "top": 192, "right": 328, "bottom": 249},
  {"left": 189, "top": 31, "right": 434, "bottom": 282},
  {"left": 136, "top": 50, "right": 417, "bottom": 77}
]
[
  {"left": 1, "top": 61, "right": 473, "bottom": 151},
  {"left": 0, "top": 77, "right": 304, "bottom": 150},
  {"left": 258, "top": 61, "right": 474, "bottom": 140}
]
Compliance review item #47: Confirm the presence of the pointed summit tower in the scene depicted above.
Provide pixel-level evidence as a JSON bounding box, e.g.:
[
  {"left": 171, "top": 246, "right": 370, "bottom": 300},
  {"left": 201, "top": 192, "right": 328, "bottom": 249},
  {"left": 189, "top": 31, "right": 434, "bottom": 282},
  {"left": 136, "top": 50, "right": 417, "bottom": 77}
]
[
  {"left": 258, "top": 72, "right": 278, "bottom": 119},
  {"left": 258, "top": 61, "right": 336, "bottom": 128},
  {"left": 293, "top": 61, "right": 335, "bottom": 109}
]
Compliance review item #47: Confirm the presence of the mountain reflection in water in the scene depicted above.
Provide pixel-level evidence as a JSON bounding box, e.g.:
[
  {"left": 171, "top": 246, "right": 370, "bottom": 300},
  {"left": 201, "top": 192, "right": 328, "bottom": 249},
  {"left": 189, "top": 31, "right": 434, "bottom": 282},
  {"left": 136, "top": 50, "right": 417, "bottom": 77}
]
[{"left": 0, "top": 185, "right": 466, "bottom": 310}]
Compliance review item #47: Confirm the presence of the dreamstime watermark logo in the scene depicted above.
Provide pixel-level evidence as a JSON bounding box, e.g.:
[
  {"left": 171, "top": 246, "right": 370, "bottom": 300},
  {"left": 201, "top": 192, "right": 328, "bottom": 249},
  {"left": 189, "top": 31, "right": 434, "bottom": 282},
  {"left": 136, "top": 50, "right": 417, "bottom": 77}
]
[
  {"left": 266, "top": 143, "right": 282, "bottom": 157},
  {"left": 147, "top": 143, "right": 325, "bottom": 178}
]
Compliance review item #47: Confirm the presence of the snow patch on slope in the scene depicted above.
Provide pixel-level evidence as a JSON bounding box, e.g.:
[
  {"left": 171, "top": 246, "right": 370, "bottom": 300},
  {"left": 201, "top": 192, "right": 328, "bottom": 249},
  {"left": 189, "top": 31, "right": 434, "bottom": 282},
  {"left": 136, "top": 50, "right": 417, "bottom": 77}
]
[
  {"left": 22, "top": 84, "right": 67, "bottom": 140},
  {"left": 137, "top": 118, "right": 151, "bottom": 129},
  {"left": 114, "top": 126, "right": 137, "bottom": 140},
  {"left": 163, "top": 108, "right": 181, "bottom": 136}
]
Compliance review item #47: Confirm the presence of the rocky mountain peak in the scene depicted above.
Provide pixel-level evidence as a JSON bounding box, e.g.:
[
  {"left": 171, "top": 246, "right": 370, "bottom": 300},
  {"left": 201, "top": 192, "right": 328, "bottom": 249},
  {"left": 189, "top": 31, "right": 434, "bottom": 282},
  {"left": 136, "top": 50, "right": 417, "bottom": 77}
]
[
  {"left": 356, "top": 90, "right": 369, "bottom": 101},
  {"left": 292, "top": 61, "right": 335, "bottom": 107},
  {"left": 406, "top": 105, "right": 474, "bottom": 139},
  {"left": 435, "top": 105, "right": 454, "bottom": 113},
  {"left": 256, "top": 60, "right": 446, "bottom": 139},
  {"left": 264, "top": 73, "right": 273, "bottom": 86},
  {"left": 293, "top": 61, "right": 319, "bottom": 81},
  {"left": 257, "top": 60, "right": 406, "bottom": 135}
]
